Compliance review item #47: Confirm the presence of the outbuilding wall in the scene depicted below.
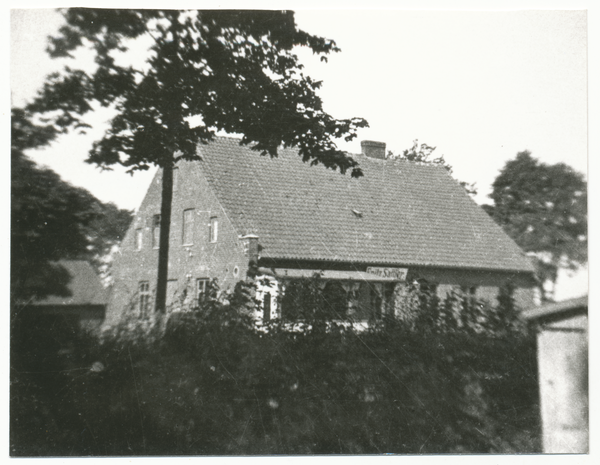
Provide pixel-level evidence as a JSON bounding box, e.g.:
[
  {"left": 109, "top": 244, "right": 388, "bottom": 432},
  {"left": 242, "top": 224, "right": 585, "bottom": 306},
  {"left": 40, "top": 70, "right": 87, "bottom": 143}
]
[{"left": 537, "top": 316, "right": 588, "bottom": 453}]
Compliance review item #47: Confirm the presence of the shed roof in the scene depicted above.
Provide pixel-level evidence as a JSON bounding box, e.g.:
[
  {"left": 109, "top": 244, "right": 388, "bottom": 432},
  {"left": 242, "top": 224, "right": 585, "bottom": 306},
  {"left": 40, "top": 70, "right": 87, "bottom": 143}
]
[
  {"left": 522, "top": 295, "right": 588, "bottom": 321},
  {"left": 196, "top": 137, "right": 535, "bottom": 273},
  {"left": 33, "top": 260, "right": 107, "bottom": 307}
]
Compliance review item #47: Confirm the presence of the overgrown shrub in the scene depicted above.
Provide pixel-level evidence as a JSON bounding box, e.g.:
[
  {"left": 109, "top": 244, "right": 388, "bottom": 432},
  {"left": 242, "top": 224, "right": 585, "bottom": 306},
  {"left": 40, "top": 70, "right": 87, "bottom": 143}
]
[{"left": 10, "top": 278, "right": 540, "bottom": 455}]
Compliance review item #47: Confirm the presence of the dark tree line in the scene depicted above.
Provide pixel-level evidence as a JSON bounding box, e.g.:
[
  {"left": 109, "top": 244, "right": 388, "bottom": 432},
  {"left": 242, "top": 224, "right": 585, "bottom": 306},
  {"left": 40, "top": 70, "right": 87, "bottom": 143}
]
[
  {"left": 11, "top": 108, "right": 132, "bottom": 302},
  {"left": 483, "top": 151, "right": 587, "bottom": 302}
]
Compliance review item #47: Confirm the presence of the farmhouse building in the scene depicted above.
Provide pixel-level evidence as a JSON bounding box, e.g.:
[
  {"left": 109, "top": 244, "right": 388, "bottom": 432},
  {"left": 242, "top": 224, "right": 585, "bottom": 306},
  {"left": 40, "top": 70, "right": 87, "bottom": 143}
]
[{"left": 107, "top": 137, "right": 536, "bottom": 325}]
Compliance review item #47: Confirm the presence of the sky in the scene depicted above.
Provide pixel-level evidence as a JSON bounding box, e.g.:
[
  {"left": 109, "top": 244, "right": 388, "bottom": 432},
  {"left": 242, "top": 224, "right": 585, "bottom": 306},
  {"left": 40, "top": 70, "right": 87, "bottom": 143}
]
[{"left": 8, "top": 1, "right": 592, "bottom": 300}]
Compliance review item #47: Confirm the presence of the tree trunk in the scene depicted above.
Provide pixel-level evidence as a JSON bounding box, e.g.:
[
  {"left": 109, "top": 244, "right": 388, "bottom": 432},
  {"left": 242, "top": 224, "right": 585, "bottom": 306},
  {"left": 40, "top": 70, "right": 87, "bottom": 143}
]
[{"left": 155, "top": 162, "right": 174, "bottom": 313}]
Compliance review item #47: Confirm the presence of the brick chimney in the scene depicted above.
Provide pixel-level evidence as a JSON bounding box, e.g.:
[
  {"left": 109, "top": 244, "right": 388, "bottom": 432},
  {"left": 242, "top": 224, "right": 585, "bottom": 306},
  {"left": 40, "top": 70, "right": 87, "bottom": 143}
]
[
  {"left": 361, "top": 140, "right": 387, "bottom": 160},
  {"left": 240, "top": 234, "right": 259, "bottom": 262}
]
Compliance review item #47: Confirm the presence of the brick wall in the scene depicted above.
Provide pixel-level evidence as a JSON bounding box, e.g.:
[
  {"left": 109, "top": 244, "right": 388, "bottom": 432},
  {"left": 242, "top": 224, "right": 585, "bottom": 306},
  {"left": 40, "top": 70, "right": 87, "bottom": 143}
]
[
  {"left": 409, "top": 266, "right": 535, "bottom": 310},
  {"left": 106, "top": 160, "right": 249, "bottom": 325}
]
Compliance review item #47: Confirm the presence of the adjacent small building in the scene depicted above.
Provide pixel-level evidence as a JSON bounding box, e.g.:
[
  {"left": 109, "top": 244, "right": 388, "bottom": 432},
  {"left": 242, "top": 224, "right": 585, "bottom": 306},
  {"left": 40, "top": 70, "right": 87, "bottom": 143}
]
[
  {"left": 107, "top": 137, "right": 536, "bottom": 325},
  {"left": 522, "top": 296, "right": 589, "bottom": 454},
  {"left": 21, "top": 260, "right": 108, "bottom": 333}
]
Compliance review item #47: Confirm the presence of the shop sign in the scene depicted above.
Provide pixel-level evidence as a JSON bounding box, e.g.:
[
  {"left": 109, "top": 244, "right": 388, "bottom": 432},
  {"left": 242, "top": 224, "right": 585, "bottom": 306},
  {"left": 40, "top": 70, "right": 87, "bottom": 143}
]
[{"left": 365, "top": 267, "right": 408, "bottom": 281}]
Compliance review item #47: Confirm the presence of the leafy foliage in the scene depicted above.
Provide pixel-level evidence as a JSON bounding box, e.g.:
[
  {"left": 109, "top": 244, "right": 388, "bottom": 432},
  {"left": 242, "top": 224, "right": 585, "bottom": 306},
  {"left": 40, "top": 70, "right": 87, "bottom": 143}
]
[
  {"left": 11, "top": 279, "right": 539, "bottom": 455},
  {"left": 11, "top": 109, "right": 133, "bottom": 301},
  {"left": 12, "top": 152, "right": 95, "bottom": 301},
  {"left": 483, "top": 151, "right": 587, "bottom": 301},
  {"left": 389, "top": 140, "right": 477, "bottom": 195},
  {"left": 11, "top": 107, "right": 59, "bottom": 152},
  {"left": 279, "top": 273, "right": 350, "bottom": 324},
  {"left": 28, "top": 8, "right": 368, "bottom": 312}
]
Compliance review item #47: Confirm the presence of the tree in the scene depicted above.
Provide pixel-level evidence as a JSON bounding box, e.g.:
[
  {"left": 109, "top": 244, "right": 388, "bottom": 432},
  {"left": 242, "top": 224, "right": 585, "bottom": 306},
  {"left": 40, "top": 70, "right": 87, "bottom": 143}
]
[
  {"left": 86, "top": 201, "right": 134, "bottom": 285},
  {"left": 11, "top": 107, "right": 87, "bottom": 301},
  {"left": 11, "top": 108, "right": 132, "bottom": 301},
  {"left": 482, "top": 151, "right": 587, "bottom": 302},
  {"left": 389, "top": 140, "right": 477, "bottom": 195},
  {"left": 27, "top": 9, "right": 368, "bottom": 313}
]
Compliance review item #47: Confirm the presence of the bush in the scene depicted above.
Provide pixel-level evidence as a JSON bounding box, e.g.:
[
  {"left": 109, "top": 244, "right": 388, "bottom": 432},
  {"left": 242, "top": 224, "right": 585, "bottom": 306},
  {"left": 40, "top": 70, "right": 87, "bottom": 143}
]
[{"left": 10, "top": 278, "right": 540, "bottom": 455}]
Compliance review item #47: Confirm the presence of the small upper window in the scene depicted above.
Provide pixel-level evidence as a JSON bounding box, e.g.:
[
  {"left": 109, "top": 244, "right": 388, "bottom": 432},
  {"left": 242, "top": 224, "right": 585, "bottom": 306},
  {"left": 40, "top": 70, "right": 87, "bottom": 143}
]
[
  {"left": 183, "top": 209, "right": 194, "bottom": 245},
  {"left": 152, "top": 215, "right": 161, "bottom": 249},
  {"left": 173, "top": 167, "right": 179, "bottom": 192},
  {"left": 135, "top": 228, "right": 143, "bottom": 251},
  {"left": 209, "top": 216, "right": 218, "bottom": 243}
]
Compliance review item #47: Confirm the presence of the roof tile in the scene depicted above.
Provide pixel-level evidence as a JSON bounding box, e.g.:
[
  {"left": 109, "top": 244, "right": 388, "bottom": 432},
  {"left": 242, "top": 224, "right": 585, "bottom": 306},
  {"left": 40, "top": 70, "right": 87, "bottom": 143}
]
[
  {"left": 196, "top": 137, "right": 534, "bottom": 273},
  {"left": 33, "top": 260, "right": 107, "bottom": 306}
]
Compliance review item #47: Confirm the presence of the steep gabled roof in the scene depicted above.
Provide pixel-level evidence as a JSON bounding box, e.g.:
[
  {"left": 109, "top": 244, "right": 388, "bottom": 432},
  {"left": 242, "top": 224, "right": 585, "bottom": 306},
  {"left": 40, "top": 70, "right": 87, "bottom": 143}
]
[
  {"left": 197, "top": 137, "right": 534, "bottom": 273},
  {"left": 33, "top": 260, "right": 107, "bottom": 306}
]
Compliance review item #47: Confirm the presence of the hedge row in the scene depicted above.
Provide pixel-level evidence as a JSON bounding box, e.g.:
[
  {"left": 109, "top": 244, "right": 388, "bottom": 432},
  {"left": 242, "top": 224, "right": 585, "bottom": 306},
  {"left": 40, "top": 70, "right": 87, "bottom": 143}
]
[{"left": 10, "top": 281, "right": 540, "bottom": 455}]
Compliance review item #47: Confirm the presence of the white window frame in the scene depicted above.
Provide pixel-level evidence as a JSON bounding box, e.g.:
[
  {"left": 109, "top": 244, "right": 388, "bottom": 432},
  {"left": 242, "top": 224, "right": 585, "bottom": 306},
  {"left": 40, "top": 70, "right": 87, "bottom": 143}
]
[
  {"left": 209, "top": 216, "right": 218, "bottom": 243},
  {"left": 173, "top": 166, "right": 179, "bottom": 192},
  {"left": 139, "top": 281, "right": 151, "bottom": 316},
  {"left": 135, "top": 228, "right": 143, "bottom": 251},
  {"left": 182, "top": 209, "right": 194, "bottom": 245},
  {"left": 152, "top": 214, "right": 161, "bottom": 249}
]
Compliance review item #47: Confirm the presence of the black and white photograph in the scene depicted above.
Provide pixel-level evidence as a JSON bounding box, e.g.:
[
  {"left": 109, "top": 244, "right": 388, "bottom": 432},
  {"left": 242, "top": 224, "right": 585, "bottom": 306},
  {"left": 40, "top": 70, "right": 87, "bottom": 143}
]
[{"left": 9, "top": 1, "right": 590, "bottom": 457}]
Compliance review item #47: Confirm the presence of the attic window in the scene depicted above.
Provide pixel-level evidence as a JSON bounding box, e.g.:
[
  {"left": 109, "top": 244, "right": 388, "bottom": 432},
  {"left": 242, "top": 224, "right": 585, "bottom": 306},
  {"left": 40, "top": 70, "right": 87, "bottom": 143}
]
[
  {"left": 135, "top": 228, "right": 143, "bottom": 251},
  {"left": 152, "top": 215, "right": 161, "bottom": 249},
  {"left": 351, "top": 209, "right": 363, "bottom": 218},
  {"left": 173, "top": 167, "right": 179, "bottom": 192},
  {"left": 209, "top": 216, "right": 218, "bottom": 243},
  {"left": 183, "top": 209, "right": 194, "bottom": 245}
]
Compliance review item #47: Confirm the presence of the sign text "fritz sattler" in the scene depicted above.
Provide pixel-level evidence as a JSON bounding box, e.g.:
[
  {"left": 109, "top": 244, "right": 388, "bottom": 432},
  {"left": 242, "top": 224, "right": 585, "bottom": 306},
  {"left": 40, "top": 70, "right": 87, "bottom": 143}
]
[{"left": 365, "top": 267, "right": 408, "bottom": 280}]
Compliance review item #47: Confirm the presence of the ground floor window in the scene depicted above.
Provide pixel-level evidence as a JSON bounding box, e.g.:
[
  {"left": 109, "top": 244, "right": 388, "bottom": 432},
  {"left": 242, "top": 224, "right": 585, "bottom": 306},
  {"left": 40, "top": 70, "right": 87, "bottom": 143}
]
[
  {"left": 323, "top": 281, "right": 349, "bottom": 319},
  {"left": 417, "top": 278, "right": 438, "bottom": 297},
  {"left": 346, "top": 282, "right": 392, "bottom": 321},
  {"left": 383, "top": 282, "right": 396, "bottom": 317},
  {"left": 460, "top": 285, "right": 478, "bottom": 306},
  {"left": 263, "top": 292, "right": 272, "bottom": 322},
  {"left": 196, "top": 278, "right": 209, "bottom": 307},
  {"left": 280, "top": 279, "right": 396, "bottom": 322},
  {"left": 139, "top": 281, "right": 151, "bottom": 316}
]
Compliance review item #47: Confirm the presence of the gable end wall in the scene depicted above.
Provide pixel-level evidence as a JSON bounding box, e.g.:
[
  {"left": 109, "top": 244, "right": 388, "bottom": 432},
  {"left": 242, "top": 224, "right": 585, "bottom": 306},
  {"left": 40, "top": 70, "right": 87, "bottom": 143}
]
[{"left": 106, "top": 160, "right": 248, "bottom": 325}]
